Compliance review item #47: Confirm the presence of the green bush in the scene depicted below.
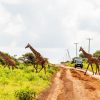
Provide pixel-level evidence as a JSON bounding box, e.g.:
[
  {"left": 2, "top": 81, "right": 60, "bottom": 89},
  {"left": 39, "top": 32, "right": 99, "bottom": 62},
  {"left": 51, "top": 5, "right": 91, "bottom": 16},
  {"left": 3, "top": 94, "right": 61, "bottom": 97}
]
[
  {"left": 0, "top": 77, "right": 9, "bottom": 85},
  {"left": 47, "top": 66, "right": 58, "bottom": 74},
  {"left": 18, "top": 64, "right": 26, "bottom": 69},
  {"left": 27, "top": 74, "right": 35, "bottom": 81},
  {"left": 24, "top": 67, "right": 34, "bottom": 73},
  {"left": 47, "top": 68, "right": 54, "bottom": 74},
  {"left": 15, "top": 88, "right": 35, "bottom": 100},
  {"left": 0, "top": 64, "right": 58, "bottom": 99},
  {"left": 38, "top": 74, "right": 49, "bottom": 80}
]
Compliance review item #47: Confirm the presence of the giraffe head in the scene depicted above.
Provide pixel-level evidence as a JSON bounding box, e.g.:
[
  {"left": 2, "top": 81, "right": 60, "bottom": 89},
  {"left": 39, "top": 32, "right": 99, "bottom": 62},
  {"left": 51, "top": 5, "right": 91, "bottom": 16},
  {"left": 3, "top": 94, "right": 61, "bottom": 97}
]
[
  {"left": 79, "top": 47, "right": 83, "bottom": 52},
  {"left": 25, "top": 43, "right": 30, "bottom": 49}
]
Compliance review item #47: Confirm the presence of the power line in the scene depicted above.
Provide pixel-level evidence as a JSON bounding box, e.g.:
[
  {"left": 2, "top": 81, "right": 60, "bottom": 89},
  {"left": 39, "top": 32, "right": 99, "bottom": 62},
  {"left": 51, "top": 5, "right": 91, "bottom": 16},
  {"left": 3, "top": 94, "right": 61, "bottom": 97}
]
[
  {"left": 74, "top": 43, "right": 78, "bottom": 57},
  {"left": 87, "top": 38, "right": 92, "bottom": 53},
  {"left": 67, "top": 49, "right": 71, "bottom": 61}
]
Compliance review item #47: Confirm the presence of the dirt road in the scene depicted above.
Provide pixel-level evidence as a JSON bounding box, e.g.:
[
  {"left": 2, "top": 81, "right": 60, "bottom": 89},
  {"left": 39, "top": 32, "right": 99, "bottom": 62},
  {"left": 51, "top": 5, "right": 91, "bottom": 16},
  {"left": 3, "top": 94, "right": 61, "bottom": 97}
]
[{"left": 37, "top": 65, "right": 100, "bottom": 100}]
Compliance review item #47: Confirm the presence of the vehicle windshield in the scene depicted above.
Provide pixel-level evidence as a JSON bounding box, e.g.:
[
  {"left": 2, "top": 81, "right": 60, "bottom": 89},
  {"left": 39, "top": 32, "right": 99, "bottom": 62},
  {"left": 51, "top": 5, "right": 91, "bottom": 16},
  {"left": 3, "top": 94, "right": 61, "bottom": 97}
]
[{"left": 76, "top": 60, "right": 82, "bottom": 64}]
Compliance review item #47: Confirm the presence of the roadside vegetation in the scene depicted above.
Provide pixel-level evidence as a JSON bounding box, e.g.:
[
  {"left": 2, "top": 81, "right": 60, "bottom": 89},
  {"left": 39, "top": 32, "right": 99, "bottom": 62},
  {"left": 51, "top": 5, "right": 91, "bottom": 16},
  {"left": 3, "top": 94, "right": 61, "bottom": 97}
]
[
  {"left": 0, "top": 64, "right": 58, "bottom": 100},
  {"left": 65, "top": 61, "right": 97, "bottom": 72},
  {"left": 0, "top": 51, "right": 58, "bottom": 100},
  {"left": 64, "top": 50, "right": 100, "bottom": 72}
]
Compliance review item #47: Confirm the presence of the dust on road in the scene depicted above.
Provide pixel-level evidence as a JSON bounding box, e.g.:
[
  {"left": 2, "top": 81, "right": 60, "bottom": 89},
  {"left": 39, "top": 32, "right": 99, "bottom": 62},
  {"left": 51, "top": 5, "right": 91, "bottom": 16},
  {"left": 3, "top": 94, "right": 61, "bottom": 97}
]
[{"left": 37, "top": 66, "right": 100, "bottom": 100}]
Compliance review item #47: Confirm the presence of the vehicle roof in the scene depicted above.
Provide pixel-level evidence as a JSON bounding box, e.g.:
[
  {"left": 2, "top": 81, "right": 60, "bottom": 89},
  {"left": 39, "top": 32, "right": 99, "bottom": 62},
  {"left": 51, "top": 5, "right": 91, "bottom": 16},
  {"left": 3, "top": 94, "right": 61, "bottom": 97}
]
[{"left": 74, "top": 57, "right": 82, "bottom": 61}]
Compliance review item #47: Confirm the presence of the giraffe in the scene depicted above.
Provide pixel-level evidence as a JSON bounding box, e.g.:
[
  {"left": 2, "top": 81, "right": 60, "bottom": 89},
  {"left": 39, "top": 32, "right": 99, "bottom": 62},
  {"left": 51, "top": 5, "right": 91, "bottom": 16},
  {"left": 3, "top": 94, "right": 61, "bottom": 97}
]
[
  {"left": 79, "top": 47, "right": 99, "bottom": 75},
  {"left": 0, "top": 51, "right": 17, "bottom": 69},
  {"left": 25, "top": 43, "right": 47, "bottom": 74}
]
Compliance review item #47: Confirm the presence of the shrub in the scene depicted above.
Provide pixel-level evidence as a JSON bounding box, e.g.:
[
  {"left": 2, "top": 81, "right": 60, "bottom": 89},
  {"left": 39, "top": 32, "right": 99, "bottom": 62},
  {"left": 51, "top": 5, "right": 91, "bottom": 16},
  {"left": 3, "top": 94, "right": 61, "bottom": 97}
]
[
  {"left": 27, "top": 74, "right": 35, "bottom": 81},
  {"left": 15, "top": 88, "right": 35, "bottom": 100},
  {"left": 0, "top": 78, "right": 9, "bottom": 85},
  {"left": 18, "top": 64, "right": 26, "bottom": 69},
  {"left": 47, "top": 68, "right": 54, "bottom": 74},
  {"left": 24, "top": 67, "right": 34, "bottom": 73},
  {"left": 47, "top": 66, "right": 57, "bottom": 74},
  {"left": 38, "top": 74, "right": 49, "bottom": 80}
]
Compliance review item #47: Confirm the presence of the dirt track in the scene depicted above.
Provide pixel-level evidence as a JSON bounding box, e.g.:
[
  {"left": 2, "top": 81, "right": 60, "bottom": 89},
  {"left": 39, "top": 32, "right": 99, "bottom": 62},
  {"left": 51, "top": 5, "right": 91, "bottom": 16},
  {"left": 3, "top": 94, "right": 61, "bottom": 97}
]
[{"left": 37, "top": 65, "right": 100, "bottom": 100}]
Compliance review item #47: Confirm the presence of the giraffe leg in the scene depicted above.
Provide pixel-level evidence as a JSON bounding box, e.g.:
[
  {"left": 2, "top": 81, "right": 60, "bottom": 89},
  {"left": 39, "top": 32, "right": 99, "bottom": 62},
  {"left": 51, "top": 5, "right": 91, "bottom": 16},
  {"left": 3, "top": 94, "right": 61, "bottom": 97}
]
[
  {"left": 48, "top": 64, "right": 50, "bottom": 69},
  {"left": 32, "top": 64, "right": 35, "bottom": 72},
  {"left": 95, "top": 63, "right": 99, "bottom": 75},
  {"left": 34, "top": 64, "right": 38, "bottom": 73},
  {"left": 95, "top": 64, "right": 98, "bottom": 75},
  {"left": 12, "top": 66, "right": 14, "bottom": 70},
  {"left": 43, "top": 64, "right": 46, "bottom": 74},
  {"left": 91, "top": 64, "right": 94, "bottom": 75},
  {"left": 33, "top": 64, "right": 36, "bottom": 72},
  {"left": 36, "top": 64, "right": 38, "bottom": 73},
  {"left": 8, "top": 65, "right": 10, "bottom": 69},
  {"left": 97, "top": 64, "right": 100, "bottom": 75},
  {"left": 7, "top": 65, "right": 9, "bottom": 69},
  {"left": 44, "top": 66, "right": 46, "bottom": 74},
  {"left": 4, "top": 65, "right": 6, "bottom": 68},
  {"left": 98, "top": 65, "right": 100, "bottom": 75},
  {"left": 33, "top": 64, "right": 35, "bottom": 68},
  {"left": 39, "top": 65, "right": 43, "bottom": 73},
  {"left": 84, "top": 63, "right": 89, "bottom": 75},
  {"left": 99, "top": 66, "right": 100, "bottom": 75},
  {"left": 15, "top": 66, "right": 18, "bottom": 69},
  {"left": 97, "top": 66, "right": 100, "bottom": 75},
  {"left": 39, "top": 64, "right": 44, "bottom": 73}
]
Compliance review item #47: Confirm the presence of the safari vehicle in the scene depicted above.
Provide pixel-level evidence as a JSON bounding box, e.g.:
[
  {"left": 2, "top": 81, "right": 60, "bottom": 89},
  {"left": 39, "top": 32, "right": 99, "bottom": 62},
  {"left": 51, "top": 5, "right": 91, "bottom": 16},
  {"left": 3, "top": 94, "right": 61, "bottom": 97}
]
[{"left": 73, "top": 57, "right": 83, "bottom": 69}]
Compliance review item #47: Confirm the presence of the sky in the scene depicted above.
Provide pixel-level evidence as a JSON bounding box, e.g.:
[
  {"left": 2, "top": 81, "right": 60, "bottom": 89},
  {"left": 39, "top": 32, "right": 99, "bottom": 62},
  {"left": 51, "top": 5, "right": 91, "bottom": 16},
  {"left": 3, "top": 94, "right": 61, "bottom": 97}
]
[{"left": 0, "top": 0, "right": 100, "bottom": 63}]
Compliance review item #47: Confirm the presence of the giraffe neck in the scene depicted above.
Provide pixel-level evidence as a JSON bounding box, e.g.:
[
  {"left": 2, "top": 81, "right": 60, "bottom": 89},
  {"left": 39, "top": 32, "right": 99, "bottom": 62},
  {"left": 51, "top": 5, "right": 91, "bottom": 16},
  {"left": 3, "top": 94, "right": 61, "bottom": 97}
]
[
  {"left": 29, "top": 46, "right": 45, "bottom": 64},
  {"left": 81, "top": 49, "right": 92, "bottom": 58},
  {"left": 81, "top": 49, "right": 87, "bottom": 55},
  {"left": 29, "top": 45, "right": 44, "bottom": 60},
  {"left": 29, "top": 46, "right": 39, "bottom": 56}
]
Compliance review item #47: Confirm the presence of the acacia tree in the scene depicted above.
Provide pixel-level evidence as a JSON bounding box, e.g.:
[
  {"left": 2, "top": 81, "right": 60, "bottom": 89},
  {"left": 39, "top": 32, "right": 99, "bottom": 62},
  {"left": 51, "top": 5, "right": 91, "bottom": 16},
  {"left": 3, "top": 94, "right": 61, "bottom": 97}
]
[
  {"left": 18, "top": 53, "right": 35, "bottom": 64},
  {"left": 93, "top": 50, "right": 100, "bottom": 57}
]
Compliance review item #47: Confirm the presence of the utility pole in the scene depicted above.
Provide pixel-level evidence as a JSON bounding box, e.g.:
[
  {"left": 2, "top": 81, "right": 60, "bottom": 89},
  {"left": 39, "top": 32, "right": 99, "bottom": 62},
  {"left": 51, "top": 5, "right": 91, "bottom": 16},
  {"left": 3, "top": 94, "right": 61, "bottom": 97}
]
[
  {"left": 87, "top": 38, "right": 92, "bottom": 53},
  {"left": 74, "top": 43, "right": 78, "bottom": 57},
  {"left": 67, "top": 49, "right": 71, "bottom": 61}
]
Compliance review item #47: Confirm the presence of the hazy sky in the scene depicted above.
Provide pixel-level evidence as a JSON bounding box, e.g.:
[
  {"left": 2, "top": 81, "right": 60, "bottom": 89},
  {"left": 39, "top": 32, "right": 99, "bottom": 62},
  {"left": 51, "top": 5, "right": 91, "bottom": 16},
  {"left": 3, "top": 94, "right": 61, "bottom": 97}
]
[{"left": 0, "top": 0, "right": 100, "bottom": 63}]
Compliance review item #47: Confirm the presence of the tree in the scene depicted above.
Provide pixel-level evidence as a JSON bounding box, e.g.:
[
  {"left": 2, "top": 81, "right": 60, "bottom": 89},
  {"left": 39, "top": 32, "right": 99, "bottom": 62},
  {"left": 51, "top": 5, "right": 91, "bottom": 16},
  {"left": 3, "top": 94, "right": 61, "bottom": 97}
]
[
  {"left": 93, "top": 50, "right": 100, "bottom": 57},
  {"left": 18, "top": 53, "right": 35, "bottom": 64}
]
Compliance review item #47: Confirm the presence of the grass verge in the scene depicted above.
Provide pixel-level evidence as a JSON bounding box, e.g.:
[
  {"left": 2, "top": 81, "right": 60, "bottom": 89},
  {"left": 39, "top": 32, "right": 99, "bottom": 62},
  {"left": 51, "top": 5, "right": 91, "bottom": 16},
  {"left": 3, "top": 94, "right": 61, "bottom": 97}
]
[{"left": 0, "top": 64, "right": 58, "bottom": 100}]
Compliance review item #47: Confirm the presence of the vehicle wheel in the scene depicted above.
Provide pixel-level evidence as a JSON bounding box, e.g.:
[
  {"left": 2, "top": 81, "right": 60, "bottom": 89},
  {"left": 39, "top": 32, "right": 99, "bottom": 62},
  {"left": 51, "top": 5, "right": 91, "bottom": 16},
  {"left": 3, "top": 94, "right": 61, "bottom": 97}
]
[
  {"left": 75, "top": 65, "right": 77, "bottom": 68},
  {"left": 81, "top": 64, "right": 83, "bottom": 68}
]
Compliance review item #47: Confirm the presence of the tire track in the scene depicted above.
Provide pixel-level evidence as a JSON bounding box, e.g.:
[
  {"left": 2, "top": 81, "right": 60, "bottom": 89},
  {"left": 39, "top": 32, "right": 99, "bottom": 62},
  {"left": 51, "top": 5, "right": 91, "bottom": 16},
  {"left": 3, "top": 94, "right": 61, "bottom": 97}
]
[
  {"left": 66, "top": 69, "right": 86, "bottom": 100},
  {"left": 46, "top": 69, "right": 63, "bottom": 100},
  {"left": 37, "top": 66, "right": 100, "bottom": 100}
]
